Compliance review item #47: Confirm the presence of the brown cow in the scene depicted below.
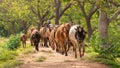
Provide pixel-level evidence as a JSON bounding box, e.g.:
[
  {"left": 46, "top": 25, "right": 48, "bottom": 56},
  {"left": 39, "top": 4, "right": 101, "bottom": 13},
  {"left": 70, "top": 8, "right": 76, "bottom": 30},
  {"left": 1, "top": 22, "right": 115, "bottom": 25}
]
[
  {"left": 55, "top": 23, "right": 72, "bottom": 56},
  {"left": 49, "top": 25, "right": 59, "bottom": 50},
  {"left": 39, "top": 26, "right": 51, "bottom": 47},
  {"left": 29, "top": 27, "right": 36, "bottom": 46},
  {"left": 20, "top": 34, "right": 27, "bottom": 48}
]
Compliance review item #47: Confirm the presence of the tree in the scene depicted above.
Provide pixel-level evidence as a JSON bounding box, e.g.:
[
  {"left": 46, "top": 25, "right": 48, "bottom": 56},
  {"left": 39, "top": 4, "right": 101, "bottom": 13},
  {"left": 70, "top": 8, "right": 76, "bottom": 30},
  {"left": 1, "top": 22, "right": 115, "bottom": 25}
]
[
  {"left": 77, "top": 0, "right": 99, "bottom": 41},
  {"left": 30, "top": 0, "right": 53, "bottom": 29},
  {"left": 98, "top": 0, "right": 120, "bottom": 47},
  {"left": 54, "top": 0, "right": 74, "bottom": 24},
  {"left": 0, "top": 0, "right": 32, "bottom": 35}
]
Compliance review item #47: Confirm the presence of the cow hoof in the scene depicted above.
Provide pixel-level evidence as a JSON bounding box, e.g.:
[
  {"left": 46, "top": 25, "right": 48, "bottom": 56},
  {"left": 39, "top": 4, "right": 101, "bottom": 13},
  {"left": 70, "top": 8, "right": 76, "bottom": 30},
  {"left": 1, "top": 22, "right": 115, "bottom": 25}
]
[
  {"left": 65, "top": 53, "right": 68, "bottom": 56},
  {"left": 36, "top": 49, "right": 39, "bottom": 52},
  {"left": 61, "top": 52, "right": 64, "bottom": 55},
  {"left": 75, "top": 56, "right": 77, "bottom": 58},
  {"left": 45, "top": 45, "right": 49, "bottom": 48},
  {"left": 56, "top": 49, "right": 59, "bottom": 52},
  {"left": 52, "top": 48, "right": 55, "bottom": 50}
]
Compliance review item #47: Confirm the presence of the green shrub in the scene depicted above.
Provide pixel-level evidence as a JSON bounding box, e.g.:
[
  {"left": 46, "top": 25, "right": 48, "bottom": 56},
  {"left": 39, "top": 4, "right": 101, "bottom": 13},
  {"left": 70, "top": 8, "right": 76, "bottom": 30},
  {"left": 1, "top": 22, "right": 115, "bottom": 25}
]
[
  {"left": 0, "top": 60, "right": 23, "bottom": 68},
  {"left": 90, "top": 27, "right": 120, "bottom": 68},
  {"left": 90, "top": 26, "right": 120, "bottom": 61},
  {"left": 7, "top": 34, "right": 21, "bottom": 50}
]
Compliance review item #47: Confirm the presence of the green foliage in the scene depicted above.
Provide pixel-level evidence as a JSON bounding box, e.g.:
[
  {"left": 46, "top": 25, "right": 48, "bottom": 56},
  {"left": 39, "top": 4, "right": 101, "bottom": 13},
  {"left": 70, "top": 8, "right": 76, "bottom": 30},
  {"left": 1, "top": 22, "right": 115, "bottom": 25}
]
[
  {"left": 108, "top": 23, "right": 120, "bottom": 57},
  {"left": 89, "top": 57, "right": 120, "bottom": 68},
  {"left": 0, "top": 60, "right": 23, "bottom": 68},
  {"left": 7, "top": 34, "right": 21, "bottom": 50},
  {"left": 0, "top": 50, "right": 18, "bottom": 62},
  {"left": 0, "top": 24, "right": 8, "bottom": 37},
  {"left": 90, "top": 25, "right": 120, "bottom": 61},
  {"left": 0, "top": 37, "right": 26, "bottom": 68}
]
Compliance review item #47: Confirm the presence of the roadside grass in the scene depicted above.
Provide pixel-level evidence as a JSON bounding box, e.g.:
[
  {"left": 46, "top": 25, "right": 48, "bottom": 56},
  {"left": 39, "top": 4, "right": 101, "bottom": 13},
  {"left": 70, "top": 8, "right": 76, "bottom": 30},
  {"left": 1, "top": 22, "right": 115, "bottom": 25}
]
[
  {"left": 0, "top": 37, "right": 9, "bottom": 45},
  {"left": 0, "top": 38, "right": 34, "bottom": 68},
  {"left": 85, "top": 46, "right": 120, "bottom": 68},
  {"left": 17, "top": 44, "right": 35, "bottom": 54},
  {"left": 0, "top": 60, "right": 23, "bottom": 68},
  {"left": 36, "top": 56, "right": 46, "bottom": 62}
]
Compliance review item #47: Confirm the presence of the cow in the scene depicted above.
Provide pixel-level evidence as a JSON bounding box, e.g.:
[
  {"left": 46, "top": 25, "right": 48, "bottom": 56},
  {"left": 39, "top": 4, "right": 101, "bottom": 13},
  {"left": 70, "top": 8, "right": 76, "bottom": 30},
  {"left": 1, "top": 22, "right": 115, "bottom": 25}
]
[
  {"left": 49, "top": 25, "right": 59, "bottom": 50},
  {"left": 55, "top": 23, "right": 72, "bottom": 56},
  {"left": 29, "top": 27, "right": 36, "bottom": 46},
  {"left": 30, "top": 28, "right": 41, "bottom": 51},
  {"left": 20, "top": 34, "right": 27, "bottom": 48},
  {"left": 39, "top": 26, "right": 51, "bottom": 47},
  {"left": 69, "top": 25, "right": 87, "bottom": 58}
]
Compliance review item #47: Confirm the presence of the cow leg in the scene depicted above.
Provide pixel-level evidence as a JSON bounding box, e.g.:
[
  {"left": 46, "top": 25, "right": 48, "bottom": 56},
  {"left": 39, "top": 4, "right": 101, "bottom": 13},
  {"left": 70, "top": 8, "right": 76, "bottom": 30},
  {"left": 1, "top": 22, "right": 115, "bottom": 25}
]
[
  {"left": 23, "top": 44, "right": 25, "bottom": 48},
  {"left": 63, "top": 41, "right": 68, "bottom": 56},
  {"left": 56, "top": 43, "right": 59, "bottom": 52},
  {"left": 30, "top": 39, "right": 33, "bottom": 46},
  {"left": 79, "top": 42, "right": 85, "bottom": 57},
  {"left": 51, "top": 41, "right": 55, "bottom": 50},
  {"left": 61, "top": 43, "right": 64, "bottom": 55},
  {"left": 66, "top": 41, "right": 73, "bottom": 52},
  {"left": 44, "top": 38, "right": 48, "bottom": 47},
  {"left": 64, "top": 45, "right": 68, "bottom": 56},
  {"left": 49, "top": 40, "right": 52, "bottom": 49},
  {"left": 22, "top": 42, "right": 25, "bottom": 48},
  {"left": 35, "top": 43, "right": 39, "bottom": 51},
  {"left": 25, "top": 41, "right": 26, "bottom": 48},
  {"left": 23, "top": 42, "right": 26, "bottom": 48},
  {"left": 56, "top": 42, "right": 60, "bottom": 52},
  {"left": 52, "top": 42, "right": 55, "bottom": 50},
  {"left": 82, "top": 42, "right": 85, "bottom": 57},
  {"left": 49, "top": 39, "right": 54, "bottom": 50},
  {"left": 73, "top": 45, "right": 77, "bottom": 58}
]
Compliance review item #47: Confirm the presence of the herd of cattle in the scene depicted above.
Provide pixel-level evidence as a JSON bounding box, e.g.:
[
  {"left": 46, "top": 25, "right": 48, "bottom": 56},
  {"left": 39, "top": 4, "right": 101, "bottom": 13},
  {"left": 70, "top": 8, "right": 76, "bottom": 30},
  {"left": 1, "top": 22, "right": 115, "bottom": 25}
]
[{"left": 20, "top": 23, "right": 87, "bottom": 58}]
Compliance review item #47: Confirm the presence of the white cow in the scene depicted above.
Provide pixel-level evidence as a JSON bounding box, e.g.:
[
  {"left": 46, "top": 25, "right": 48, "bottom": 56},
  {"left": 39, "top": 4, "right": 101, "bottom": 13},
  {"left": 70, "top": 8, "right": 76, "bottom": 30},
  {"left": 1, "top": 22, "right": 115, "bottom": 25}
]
[{"left": 69, "top": 25, "right": 87, "bottom": 58}]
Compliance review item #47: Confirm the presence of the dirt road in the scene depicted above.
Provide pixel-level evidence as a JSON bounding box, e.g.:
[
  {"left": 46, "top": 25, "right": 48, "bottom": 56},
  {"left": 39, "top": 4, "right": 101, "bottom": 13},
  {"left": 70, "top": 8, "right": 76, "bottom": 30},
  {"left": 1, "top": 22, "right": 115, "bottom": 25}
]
[{"left": 15, "top": 46, "right": 110, "bottom": 68}]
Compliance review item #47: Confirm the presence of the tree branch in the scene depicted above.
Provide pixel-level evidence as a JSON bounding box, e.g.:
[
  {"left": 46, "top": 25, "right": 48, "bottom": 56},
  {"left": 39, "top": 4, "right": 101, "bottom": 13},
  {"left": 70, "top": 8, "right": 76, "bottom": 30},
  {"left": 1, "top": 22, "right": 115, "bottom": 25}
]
[
  {"left": 88, "top": 4, "right": 99, "bottom": 18},
  {"left": 26, "top": 23, "right": 31, "bottom": 29},
  {"left": 37, "top": 0, "right": 41, "bottom": 19},
  {"left": 108, "top": 7, "right": 120, "bottom": 23},
  {"left": 109, "top": 0, "right": 120, "bottom": 7},
  {"left": 59, "top": 2, "right": 72, "bottom": 17},
  {"left": 30, "top": 6, "right": 37, "bottom": 15},
  {"left": 88, "top": 0, "right": 96, "bottom": 4},
  {"left": 41, "top": 10, "right": 49, "bottom": 20},
  {"left": 77, "top": 0, "right": 87, "bottom": 17},
  {"left": 49, "top": 15, "right": 55, "bottom": 20}
]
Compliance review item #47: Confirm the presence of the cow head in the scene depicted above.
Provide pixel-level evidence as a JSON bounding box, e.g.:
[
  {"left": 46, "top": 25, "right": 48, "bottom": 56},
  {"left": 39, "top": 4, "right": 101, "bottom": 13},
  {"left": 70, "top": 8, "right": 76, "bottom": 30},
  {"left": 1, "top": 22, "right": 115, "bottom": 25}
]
[
  {"left": 75, "top": 26, "right": 87, "bottom": 42},
  {"left": 63, "top": 23, "right": 72, "bottom": 33},
  {"left": 30, "top": 27, "right": 36, "bottom": 32}
]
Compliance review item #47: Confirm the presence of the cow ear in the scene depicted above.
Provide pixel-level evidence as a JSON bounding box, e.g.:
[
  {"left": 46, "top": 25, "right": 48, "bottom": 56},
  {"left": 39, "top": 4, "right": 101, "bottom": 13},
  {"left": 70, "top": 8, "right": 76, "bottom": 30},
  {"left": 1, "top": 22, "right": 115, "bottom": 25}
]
[
  {"left": 74, "top": 28, "right": 77, "bottom": 31},
  {"left": 83, "top": 30, "right": 87, "bottom": 35}
]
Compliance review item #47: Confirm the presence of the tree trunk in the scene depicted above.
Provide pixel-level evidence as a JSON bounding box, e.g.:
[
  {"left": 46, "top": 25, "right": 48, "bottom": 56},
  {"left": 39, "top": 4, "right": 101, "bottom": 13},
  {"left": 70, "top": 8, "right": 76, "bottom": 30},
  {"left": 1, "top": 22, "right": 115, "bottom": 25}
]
[
  {"left": 98, "top": 8, "right": 109, "bottom": 47},
  {"left": 11, "top": 22, "right": 17, "bottom": 34},
  {"left": 55, "top": 0, "right": 60, "bottom": 25},
  {"left": 22, "top": 21, "right": 27, "bottom": 34},
  {"left": 38, "top": 19, "right": 44, "bottom": 30},
  {"left": 55, "top": 17, "right": 59, "bottom": 25},
  {"left": 54, "top": 0, "right": 72, "bottom": 25},
  {"left": 85, "top": 17, "right": 93, "bottom": 42}
]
